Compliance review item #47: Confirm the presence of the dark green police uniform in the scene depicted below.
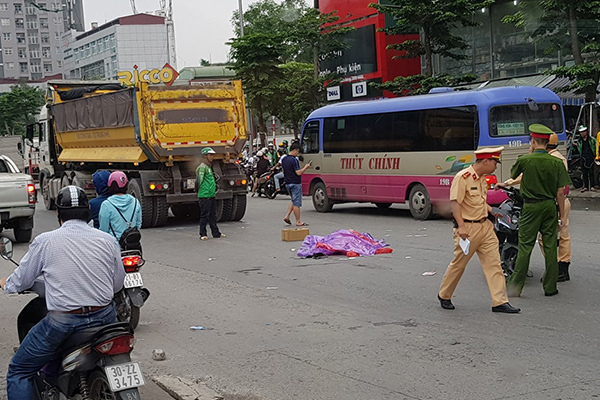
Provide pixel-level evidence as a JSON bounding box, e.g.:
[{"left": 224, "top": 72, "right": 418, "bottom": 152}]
[{"left": 507, "top": 124, "right": 571, "bottom": 296}]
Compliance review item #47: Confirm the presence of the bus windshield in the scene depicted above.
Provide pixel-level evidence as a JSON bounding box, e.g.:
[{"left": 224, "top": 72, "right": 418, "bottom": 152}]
[{"left": 490, "top": 102, "right": 563, "bottom": 137}]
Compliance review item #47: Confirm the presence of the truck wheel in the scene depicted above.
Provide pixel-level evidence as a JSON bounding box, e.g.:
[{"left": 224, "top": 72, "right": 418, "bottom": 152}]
[
  {"left": 312, "top": 182, "right": 333, "bottom": 212},
  {"left": 128, "top": 178, "right": 153, "bottom": 228},
  {"left": 408, "top": 184, "right": 433, "bottom": 220},
  {"left": 41, "top": 175, "right": 55, "bottom": 210},
  {"left": 217, "top": 199, "right": 233, "bottom": 222},
  {"left": 152, "top": 196, "right": 169, "bottom": 227},
  {"left": 230, "top": 194, "right": 247, "bottom": 221},
  {"left": 13, "top": 226, "right": 32, "bottom": 243}
]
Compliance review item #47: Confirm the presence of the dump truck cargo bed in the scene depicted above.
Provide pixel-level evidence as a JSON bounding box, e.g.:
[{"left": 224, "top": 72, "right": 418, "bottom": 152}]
[{"left": 51, "top": 81, "right": 247, "bottom": 163}]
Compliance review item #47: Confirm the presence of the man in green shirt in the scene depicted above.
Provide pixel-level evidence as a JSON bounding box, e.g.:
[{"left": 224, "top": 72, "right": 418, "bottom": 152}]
[
  {"left": 196, "top": 147, "right": 225, "bottom": 241},
  {"left": 502, "top": 124, "right": 571, "bottom": 297}
]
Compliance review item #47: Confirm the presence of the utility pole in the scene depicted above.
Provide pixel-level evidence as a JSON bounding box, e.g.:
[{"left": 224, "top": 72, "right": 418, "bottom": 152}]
[{"left": 238, "top": 0, "right": 245, "bottom": 37}]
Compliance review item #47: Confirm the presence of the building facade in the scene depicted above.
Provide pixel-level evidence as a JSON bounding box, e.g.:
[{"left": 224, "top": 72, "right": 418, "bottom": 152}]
[
  {"left": 62, "top": 14, "right": 169, "bottom": 81},
  {"left": 318, "top": 0, "right": 420, "bottom": 102},
  {"left": 0, "top": 0, "right": 83, "bottom": 80}
]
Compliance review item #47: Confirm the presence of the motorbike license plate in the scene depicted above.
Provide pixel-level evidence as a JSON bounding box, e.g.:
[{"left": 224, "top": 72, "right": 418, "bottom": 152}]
[
  {"left": 124, "top": 272, "right": 143, "bottom": 289},
  {"left": 104, "top": 362, "right": 145, "bottom": 391},
  {"left": 186, "top": 178, "right": 196, "bottom": 189}
]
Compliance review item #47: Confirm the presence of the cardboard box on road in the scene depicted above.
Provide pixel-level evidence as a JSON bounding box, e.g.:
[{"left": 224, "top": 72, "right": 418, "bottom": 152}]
[{"left": 282, "top": 227, "right": 309, "bottom": 241}]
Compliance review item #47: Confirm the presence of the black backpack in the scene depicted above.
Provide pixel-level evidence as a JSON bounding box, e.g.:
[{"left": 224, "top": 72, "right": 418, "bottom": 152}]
[{"left": 109, "top": 201, "right": 141, "bottom": 249}]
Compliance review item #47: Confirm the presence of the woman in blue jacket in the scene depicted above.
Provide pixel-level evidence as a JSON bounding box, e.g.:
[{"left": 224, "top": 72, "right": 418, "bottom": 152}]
[{"left": 99, "top": 171, "right": 142, "bottom": 249}]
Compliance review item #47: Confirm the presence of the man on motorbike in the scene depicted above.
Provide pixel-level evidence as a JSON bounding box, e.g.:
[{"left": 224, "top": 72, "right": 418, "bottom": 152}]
[
  {"left": 251, "top": 151, "right": 271, "bottom": 197},
  {"left": 271, "top": 148, "right": 288, "bottom": 192},
  {"left": 0, "top": 186, "right": 125, "bottom": 400}
]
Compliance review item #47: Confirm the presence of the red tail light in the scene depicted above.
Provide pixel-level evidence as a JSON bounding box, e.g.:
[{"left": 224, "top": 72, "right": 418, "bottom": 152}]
[
  {"left": 485, "top": 175, "right": 498, "bottom": 189},
  {"left": 95, "top": 334, "right": 135, "bottom": 355},
  {"left": 122, "top": 256, "right": 141, "bottom": 273},
  {"left": 27, "top": 184, "right": 36, "bottom": 204}
]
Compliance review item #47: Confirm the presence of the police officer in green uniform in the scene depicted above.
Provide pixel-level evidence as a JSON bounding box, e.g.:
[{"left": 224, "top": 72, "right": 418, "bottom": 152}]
[{"left": 505, "top": 124, "right": 571, "bottom": 297}]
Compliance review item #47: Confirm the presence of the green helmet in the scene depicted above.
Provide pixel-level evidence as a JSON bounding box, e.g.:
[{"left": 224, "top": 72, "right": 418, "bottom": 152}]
[
  {"left": 283, "top": 140, "right": 288, "bottom": 145},
  {"left": 201, "top": 147, "right": 216, "bottom": 155}
]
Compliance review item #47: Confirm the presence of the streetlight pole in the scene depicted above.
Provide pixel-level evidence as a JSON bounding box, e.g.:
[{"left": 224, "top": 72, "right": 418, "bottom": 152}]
[{"left": 238, "top": 0, "right": 245, "bottom": 37}]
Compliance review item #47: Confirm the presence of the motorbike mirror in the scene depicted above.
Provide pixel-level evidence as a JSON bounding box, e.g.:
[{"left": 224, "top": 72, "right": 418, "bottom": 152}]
[{"left": 1, "top": 237, "right": 14, "bottom": 260}]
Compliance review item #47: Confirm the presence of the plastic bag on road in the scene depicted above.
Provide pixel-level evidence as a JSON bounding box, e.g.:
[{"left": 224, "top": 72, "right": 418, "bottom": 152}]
[{"left": 297, "top": 229, "right": 393, "bottom": 258}]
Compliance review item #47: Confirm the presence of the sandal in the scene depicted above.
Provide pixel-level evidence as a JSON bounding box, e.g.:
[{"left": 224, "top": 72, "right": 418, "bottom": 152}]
[
  {"left": 283, "top": 218, "right": 291, "bottom": 225},
  {"left": 581, "top": 188, "right": 588, "bottom": 192},
  {"left": 296, "top": 222, "right": 309, "bottom": 226},
  {"left": 200, "top": 236, "right": 208, "bottom": 241}
]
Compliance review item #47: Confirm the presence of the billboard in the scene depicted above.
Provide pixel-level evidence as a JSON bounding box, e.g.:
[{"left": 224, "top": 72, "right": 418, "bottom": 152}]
[{"left": 319, "top": 25, "right": 377, "bottom": 79}]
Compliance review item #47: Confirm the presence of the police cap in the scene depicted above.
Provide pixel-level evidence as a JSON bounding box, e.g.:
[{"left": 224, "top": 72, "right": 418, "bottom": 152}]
[
  {"left": 529, "top": 124, "right": 554, "bottom": 139},
  {"left": 474, "top": 146, "right": 504, "bottom": 163},
  {"left": 548, "top": 133, "right": 559, "bottom": 147}
]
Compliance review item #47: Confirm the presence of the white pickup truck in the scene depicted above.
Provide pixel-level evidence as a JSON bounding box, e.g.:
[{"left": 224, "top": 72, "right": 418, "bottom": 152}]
[{"left": 0, "top": 154, "right": 36, "bottom": 242}]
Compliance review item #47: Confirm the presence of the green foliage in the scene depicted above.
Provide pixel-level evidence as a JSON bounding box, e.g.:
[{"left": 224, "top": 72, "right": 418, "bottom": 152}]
[
  {"left": 229, "top": 0, "right": 349, "bottom": 132},
  {"left": 503, "top": 0, "right": 600, "bottom": 103},
  {"left": 549, "top": 64, "right": 600, "bottom": 103},
  {"left": 0, "top": 85, "right": 44, "bottom": 137},
  {"left": 369, "top": 0, "right": 493, "bottom": 76},
  {"left": 372, "top": 74, "right": 477, "bottom": 96},
  {"left": 273, "top": 62, "right": 326, "bottom": 131},
  {"left": 229, "top": 33, "right": 286, "bottom": 133}
]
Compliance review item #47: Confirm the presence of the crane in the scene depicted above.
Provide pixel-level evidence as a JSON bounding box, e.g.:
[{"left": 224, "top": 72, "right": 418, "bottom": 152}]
[
  {"left": 130, "top": 0, "right": 138, "bottom": 14},
  {"left": 160, "top": 0, "right": 177, "bottom": 69}
]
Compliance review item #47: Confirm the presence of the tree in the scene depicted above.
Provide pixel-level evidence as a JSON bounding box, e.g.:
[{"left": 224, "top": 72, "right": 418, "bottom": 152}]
[
  {"left": 502, "top": 0, "right": 600, "bottom": 131},
  {"left": 229, "top": 33, "right": 286, "bottom": 141},
  {"left": 374, "top": 73, "right": 477, "bottom": 97},
  {"left": 369, "top": 0, "right": 493, "bottom": 77},
  {"left": 229, "top": 0, "right": 349, "bottom": 135},
  {"left": 0, "top": 85, "right": 44, "bottom": 137},
  {"left": 272, "top": 62, "right": 324, "bottom": 135}
]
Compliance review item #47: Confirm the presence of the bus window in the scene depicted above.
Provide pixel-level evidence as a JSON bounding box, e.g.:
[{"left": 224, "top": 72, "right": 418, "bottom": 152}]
[
  {"left": 490, "top": 103, "right": 563, "bottom": 137},
  {"left": 323, "top": 117, "right": 356, "bottom": 153},
  {"left": 425, "top": 106, "right": 478, "bottom": 151},
  {"left": 301, "top": 121, "right": 320, "bottom": 154}
]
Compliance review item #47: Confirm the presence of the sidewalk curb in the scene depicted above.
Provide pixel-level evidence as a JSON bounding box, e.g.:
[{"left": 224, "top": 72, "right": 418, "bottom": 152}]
[{"left": 152, "top": 375, "right": 223, "bottom": 400}]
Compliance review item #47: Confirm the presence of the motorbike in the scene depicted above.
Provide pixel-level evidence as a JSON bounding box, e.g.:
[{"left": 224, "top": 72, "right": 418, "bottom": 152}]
[
  {"left": 1, "top": 237, "right": 145, "bottom": 400},
  {"left": 492, "top": 186, "right": 522, "bottom": 279},
  {"left": 114, "top": 249, "right": 150, "bottom": 330},
  {"left": 260, "top": 168, "right": 288, "bottom": 199}
]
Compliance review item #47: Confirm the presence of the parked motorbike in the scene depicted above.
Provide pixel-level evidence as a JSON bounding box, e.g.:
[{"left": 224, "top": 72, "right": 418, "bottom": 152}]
[
  {"left": 492, "top": 186, "right": 522, "bottom": 279},
  {"left": 0, "top": 237, "right": 145, "bottom": 400},
  {"left": 114, "top": 249, "right": 150, "bottom": 330}
]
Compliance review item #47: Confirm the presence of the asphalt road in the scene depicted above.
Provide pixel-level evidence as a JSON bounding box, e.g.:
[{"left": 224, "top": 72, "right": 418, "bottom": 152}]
[{"left": 1, "top": 195, "right": 599, "bottom": 400}]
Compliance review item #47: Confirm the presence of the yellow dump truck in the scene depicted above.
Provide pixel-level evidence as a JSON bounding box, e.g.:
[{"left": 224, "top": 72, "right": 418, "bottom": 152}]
[{"left": 30, "top": 79, "right": 248, "bottom": 227}]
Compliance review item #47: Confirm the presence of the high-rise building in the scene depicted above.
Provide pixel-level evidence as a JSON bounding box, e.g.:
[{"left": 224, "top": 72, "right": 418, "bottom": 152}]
[
  {"left": 0, "top": 0, "right": 84, "bottom": 80},
  {"left": 62, "top": 13, "right": 169, "bottom": 81}
]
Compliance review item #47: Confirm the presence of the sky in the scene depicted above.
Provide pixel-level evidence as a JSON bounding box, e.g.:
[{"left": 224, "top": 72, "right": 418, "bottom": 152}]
[{"left": 84, "top": 0, "right": 283, "bottom": 69}]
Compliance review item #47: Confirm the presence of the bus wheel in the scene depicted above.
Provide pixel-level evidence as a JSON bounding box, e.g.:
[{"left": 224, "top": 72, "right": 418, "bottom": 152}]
[
  {"left": 374, "top": 203, "right": 392, "bottom": 209},
  {"left": 408, "top": 184, "right": 433, "bottom": 220},
  {"left": 312, "top": 182, "right": 333, "bottom": 212}
]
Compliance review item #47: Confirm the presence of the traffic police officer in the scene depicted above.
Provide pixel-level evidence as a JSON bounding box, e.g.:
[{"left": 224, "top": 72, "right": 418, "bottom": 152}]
[
  {"left": 500, "top": 133, "right": 572, "bottom": 282},
  {"left": 438, "top": 147, "right": 520, "bottom": 313},
  {"left": 505, "top": 124, "right": 571, "bottom": 297},
  {"left": 540, "top": 133, "right": 572, "bottom": 281}
]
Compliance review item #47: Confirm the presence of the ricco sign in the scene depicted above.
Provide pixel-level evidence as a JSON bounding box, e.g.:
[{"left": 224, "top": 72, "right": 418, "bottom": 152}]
[{"left": 118, "top": 63, "right": 179, "bottom": 86}]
